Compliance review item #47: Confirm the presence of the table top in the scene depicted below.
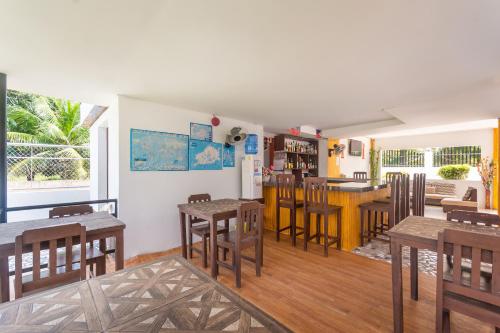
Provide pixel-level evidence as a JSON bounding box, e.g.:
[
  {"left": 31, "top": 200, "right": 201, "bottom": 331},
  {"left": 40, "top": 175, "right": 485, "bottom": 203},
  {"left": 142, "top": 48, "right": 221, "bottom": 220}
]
[
  {"left": 0, "top": 255, "right": 290, "bottom": 332},
  {"left": 178, "top": 198, "right": 247, "bottom": 220},
  {"left": 388, "top": 215, "right": 500, "bottom": 247},
  {"left": 0, "top": 212, "right": 125, "bottom": 248}
]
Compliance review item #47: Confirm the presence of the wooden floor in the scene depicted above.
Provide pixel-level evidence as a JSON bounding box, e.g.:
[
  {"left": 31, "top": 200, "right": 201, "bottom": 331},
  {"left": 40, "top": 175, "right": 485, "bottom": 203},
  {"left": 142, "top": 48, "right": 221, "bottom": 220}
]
[{"left": 120, "top": 231, "right": 493, "bottom": 333}]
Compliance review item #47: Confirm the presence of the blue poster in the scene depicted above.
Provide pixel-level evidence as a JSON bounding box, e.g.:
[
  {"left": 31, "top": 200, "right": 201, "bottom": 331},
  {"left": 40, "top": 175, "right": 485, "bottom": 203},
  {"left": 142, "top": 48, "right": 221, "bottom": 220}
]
[
  {"left": 189, "top": 140, "right": 223, "bottom": 170},
  {"left": 190, "top": 123, "right": 212, "bottom": 142},
  {"left": 130, "top": 129, "right": 189, "bottom": 171},
  {"left": 223, "top": 145, "right": 235, "bottom": 167},
  {"left": 245, "top": 134, "right": 258, "bottom": 154}
]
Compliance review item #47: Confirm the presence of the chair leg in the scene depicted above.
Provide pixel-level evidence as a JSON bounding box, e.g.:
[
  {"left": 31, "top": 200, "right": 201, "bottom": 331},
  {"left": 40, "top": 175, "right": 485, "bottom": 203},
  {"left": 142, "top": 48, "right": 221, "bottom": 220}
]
[
  {"left": 303, "top": 211, "right": 309, "bottom": 251},
  {"left": 255, "top": 240, "right": 261, "bottom": 277},
  {"left": 323, "top": 213, "right": 329, "bottom": 257},
  {"left": 188, "top": 225, "right": 193, "bottom": 259},
  {"left": 276, "top": 204, "right": 281, "bottom": 242},
  {"left": 316, "top": 214, "right": 321, "bottom": 244},
  {"left": 360, "top": 207, "right": 365, "bottom": 246},
  {"left": 202, "top": 235, "right": 208, "bottom": 268},
  {"left": 291, "top": 208, "right": 296, "bottom": 247},
  {"left": 235, "top": 248, "right": 241, "bottom": 288},
  {"left": 96, "top": 255, "right": 106, "bottom": 276},
  {"left": 495, "top": 327, "right": 500, "bottom": 333},
  {"left": 336, "top": 209, "right": 342, "bottom": 250},
  {"left": 443, "top": 310, "right": 450, "bottom": 333}
]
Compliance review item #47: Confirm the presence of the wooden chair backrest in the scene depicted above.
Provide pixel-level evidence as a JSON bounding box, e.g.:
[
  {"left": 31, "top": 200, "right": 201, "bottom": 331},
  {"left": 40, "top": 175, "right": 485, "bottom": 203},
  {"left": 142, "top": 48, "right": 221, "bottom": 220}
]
[
  {"left": 412, "top": 173, "right": 426, "bottom": 217},
  {"left": 437, "top": 229, "right": 500, "bottom": 307},
  {"left": 188, "top": 194, "right": 211, "bottom": 224},
  {"left": 388, "top": 174, "right": 410, "bottom": 227},
  {"left": 49, "top": 205, "right": 93, "bottom": 218},
  {"left": 386, "top": 172, "right": 402, "bottom": 183},
  {"left": 447, "top": 210, "right": 500, "bottom": 227},
  {"left": 276, "top": 174, "right": 296, "bottom": 202},
  {"left": 236, "top": 201, "right": 263, "bottom": 246},
  {"left": 303, "top": 177, "right": 328, "bottom": 209},
  {"left": 353, "top": 172, "right": 367, "bottom": 180},
  {"left": 15, "top": 223, "right": 86, "bottom": 299}
]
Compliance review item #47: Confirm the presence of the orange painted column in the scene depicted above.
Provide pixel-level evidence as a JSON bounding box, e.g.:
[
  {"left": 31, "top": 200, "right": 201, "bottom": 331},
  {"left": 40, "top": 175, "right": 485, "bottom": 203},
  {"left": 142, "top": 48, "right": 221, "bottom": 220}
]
[{"left": 327, "top": 138, "right": 341, "bottom": 177}]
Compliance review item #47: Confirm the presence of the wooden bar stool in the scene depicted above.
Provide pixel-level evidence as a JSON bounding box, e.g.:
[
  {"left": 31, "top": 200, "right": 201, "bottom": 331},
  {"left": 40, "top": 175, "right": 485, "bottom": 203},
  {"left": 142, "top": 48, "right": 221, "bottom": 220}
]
[
  {"left": 276, "top": 174, "right": 304, "bottom": 246},
  {"left": 187, "top": 194, "right": 230, "bottom": 268},
  {"left": 303, "top": 177, "right": 342, "bottom": 256}
]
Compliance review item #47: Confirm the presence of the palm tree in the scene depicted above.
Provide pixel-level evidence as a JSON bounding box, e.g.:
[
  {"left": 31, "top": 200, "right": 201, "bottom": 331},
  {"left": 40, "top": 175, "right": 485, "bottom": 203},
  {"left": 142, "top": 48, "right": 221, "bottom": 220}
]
[{"left": 7, "top": 90, "right": 90, "bottom": 181}]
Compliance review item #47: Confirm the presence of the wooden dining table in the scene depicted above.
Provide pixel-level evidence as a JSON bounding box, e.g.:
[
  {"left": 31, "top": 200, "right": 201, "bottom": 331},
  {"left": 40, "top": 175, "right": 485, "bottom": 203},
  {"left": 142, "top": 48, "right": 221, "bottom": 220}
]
[
  {"left": 388, "top": 215, "right": 500, "bottom": 333},
  {"left": 0, "top": 255, "right": 290, "bottom": 332},
  {"left": 0, "top": 211, "right": 126, "bottom": 303},
  {"left": 178, "top": 198, "right": 264, "bottom": 279}
]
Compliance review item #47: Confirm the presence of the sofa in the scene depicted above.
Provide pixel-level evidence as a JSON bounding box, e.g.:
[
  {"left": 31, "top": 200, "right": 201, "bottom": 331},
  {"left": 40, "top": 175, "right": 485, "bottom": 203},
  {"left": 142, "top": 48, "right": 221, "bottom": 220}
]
[
  {"left": 425, "top": 181, "right": 456, "bottom": 206},
  {"left": 441, "top": 187, "right": 478, "bottom": 212}
]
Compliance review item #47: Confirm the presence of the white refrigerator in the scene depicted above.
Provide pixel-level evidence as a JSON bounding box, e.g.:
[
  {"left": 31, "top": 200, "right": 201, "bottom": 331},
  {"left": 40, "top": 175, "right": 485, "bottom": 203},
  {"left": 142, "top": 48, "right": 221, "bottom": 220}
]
[{"left": 241, "top": 155, "right": 262, "bottom": 199}]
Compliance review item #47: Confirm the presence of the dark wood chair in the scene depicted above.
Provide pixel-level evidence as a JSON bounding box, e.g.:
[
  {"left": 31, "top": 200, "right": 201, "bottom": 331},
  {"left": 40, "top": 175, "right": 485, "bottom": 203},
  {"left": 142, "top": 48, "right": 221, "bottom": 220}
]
[
  {"left": 48, "top": 204, "right": 94, "bottom": 218},
  {"left": 15, "top": 223, "right": 87, "bottom": 298},
  {"left": 359, "top": 174, "right": 410, "bottom": 245},
  {"left": 187, "top": 194, "right": 230, "bottom": 268},
  {"left": 385, "top": 172, "right": 402, "bottom": 183},
  {"left": 412, "top": 173, "right": 426, "bottom": 216},
  {"left": 49, "top": 204, "right": 105, "bottom": 276},
  {"left": 353, "top": 171, "right": 368, "bottom": 180},
  {"left": 276, "top": 174, "right": 304, "bottom": 246},
  {"left": 216, "top": 201, "right": 263, "bottom": 288},
  {"left": 447, "top": 210, "right": 500, "bottom": 226},
  {"left": 436, "top": 229, "right": 500, "bottom": 332},
  {"left": 303, "top": 177, "right": 342, "bottom": 256}
]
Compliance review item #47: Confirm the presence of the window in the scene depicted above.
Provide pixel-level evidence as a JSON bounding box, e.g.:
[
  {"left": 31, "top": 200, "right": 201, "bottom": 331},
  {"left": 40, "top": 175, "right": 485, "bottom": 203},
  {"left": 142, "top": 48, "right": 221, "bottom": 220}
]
[
  {"left": 382, "top": 149, "right": 425, "bottom": 167},
  {"left": 432, "top": 146, "right": 481, "bottom": 167}
]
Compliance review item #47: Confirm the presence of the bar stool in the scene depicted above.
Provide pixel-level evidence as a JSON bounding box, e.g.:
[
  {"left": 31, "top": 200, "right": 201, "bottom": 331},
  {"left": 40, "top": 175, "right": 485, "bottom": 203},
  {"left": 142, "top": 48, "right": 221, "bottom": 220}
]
[
  {"left": 276, "top": 174, "right": 304, "bottom": 246},
  {"left": 303, "top": 177, "right": 342, "bottom": 257}
]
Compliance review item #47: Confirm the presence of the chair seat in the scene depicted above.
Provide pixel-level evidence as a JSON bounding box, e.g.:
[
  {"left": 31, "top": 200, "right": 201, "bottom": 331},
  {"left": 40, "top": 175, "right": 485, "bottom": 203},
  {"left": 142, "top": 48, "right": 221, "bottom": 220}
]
[
  {"left": 191, "top": 224, "right": 229, "bottom": 237},
  {"left": 216, "top": 231, "right": 258, "bottom": 249},
  {"left": 372, "top": 198, "right": 391, "bottom": 204},
  {"left": 359, "top": 201, "right": 390, "bottom": 211},
  {"left": 305, "top": 204, "right": 341, "bottom": 214},
  {"left": 278, "top": 199, "right": 304, "bottom": 209},
  {"left": 444, "top": 291, "right": 500, "bottom": 324}
]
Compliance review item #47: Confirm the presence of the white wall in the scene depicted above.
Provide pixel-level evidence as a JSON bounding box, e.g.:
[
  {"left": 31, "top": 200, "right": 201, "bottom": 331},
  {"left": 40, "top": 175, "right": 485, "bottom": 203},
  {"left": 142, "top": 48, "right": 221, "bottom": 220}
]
[
  {"left": 116, "top": 96, "right": 264, "bottom": 258},
  {"left": 337, "top": 137, "right": 370, "bottom": 177}
]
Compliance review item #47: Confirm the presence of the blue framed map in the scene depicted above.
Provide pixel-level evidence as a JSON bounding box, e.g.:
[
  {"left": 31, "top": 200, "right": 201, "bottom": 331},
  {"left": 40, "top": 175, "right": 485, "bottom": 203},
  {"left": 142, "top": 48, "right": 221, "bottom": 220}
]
[
  {"left": 223, "top": 145, "right": 235, "bottom": 167},
  {"left": 189, "top": 140, "right": 222, "bottom": 170},
  {"left": 130, "top": 129, "right": 189, "bottom": 171},
  {"left": 190, "top": 123, "right": 212, "bottom": 142}
]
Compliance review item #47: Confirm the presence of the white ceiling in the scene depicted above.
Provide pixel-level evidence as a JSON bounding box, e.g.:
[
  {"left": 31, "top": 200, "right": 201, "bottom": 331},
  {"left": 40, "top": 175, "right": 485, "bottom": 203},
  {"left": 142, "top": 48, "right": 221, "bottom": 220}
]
[{"left": 2, "top": 0, "right": 500, "bottom": 135}]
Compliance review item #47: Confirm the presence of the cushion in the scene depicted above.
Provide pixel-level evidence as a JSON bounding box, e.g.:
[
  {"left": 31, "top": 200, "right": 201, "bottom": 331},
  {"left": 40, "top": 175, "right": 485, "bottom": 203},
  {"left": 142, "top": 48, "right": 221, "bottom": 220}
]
[
  {"left": 425, "top": 186, "right": 436, "bottom": 194},
  {"left": 426, "top": 193, "right": 455, "bottom": 200},
  {"left": 462, "top": 187, "right": 475, "bottom": 201},
  {"left": 441, "top": 198, "right": 478, "bottom": 207}
]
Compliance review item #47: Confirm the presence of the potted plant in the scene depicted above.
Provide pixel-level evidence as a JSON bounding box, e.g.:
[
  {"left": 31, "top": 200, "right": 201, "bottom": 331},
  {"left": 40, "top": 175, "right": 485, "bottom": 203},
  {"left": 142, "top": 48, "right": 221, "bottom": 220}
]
[
  {"left": 437, "top": 164, "right": 470, "bottom": 180},
  {"left": 369, "top": 147, "right": 380, "bottom": 180},
  {"left": 262, "top": 166, "right": 273, "bottom": 182},
  {"left": 477, "top": 157, "right": 496, "bottom": 209}
]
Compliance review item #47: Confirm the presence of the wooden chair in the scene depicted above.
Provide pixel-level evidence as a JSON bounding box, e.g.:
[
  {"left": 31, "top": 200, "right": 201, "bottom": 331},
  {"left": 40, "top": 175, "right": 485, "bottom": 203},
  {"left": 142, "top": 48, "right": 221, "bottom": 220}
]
[
  {"left": 49, "top": 204, "right": 94, "bottom": 218},
  {"left": 276, "top": 174, "right": 304, "bottom": 246},
  {"left": 412, "top": 173, "right": 426, "bottom": 216},
  {"left": 187, "top": 194, "right": 229, "bottom": 268},
  {"left": 353, "top": 171, "right": 367, "bottom": 180},
  {"left": 436, "top": 229, "right": 500, "bottom": 332},
  {"left": 447, "top": 210, "right": 500, "bottom": 226},
  {"left": 216, "top": 201, "right": 263, "bottom": 288},
  {"left": 303, "top": 177, "right": 342, "bottom": 256},
  {"left": 15, "top": 223, "right": 87, "bottom": 299},
  {"left": 359, "top": 174, "right": 410, "bottom": 245},
  {"left": 385, "top": 172, "right": 402, "bottom": 183},
  {"left": 49, "top": 204, "right": 105, "bottom": 276}
]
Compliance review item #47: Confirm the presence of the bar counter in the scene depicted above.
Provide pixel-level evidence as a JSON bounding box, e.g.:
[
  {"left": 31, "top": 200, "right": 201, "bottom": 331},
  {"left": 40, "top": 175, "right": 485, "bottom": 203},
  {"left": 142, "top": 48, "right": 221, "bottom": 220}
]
[{"left": 263, "top": 179, "right": 389, "bottom": 251}]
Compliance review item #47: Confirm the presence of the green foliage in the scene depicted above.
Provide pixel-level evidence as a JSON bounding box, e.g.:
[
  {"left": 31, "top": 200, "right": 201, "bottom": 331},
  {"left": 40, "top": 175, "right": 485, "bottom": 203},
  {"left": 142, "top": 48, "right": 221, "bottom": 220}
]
[
  {"left": 369, "top": 148, "right": 380, "bottom": 180},
  {"left": 437, "top": 164, "right": 470, "bottom": 180}
]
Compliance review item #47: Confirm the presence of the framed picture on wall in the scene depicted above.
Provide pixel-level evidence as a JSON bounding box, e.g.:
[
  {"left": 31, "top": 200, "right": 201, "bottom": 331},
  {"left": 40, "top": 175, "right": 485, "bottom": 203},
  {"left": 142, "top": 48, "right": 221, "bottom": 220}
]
[
  {"left": 189, "top": 140, "right": 223, "bottom": 170},
  {"left": 223, "top": 145, "right": 235, "bottom": 167},
  {"left": 190, "top": 123, "right": 213, "bottom": 142}
]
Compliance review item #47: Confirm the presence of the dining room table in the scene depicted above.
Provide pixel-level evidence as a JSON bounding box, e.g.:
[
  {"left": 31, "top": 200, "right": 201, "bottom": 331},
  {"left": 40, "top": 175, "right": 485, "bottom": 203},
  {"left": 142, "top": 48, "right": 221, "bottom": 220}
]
[
  {"left": 177, "top": 198, "right": 264, "bottom": 279},
  {"left": 388, "top": 215, "right": 500, "bottom": 333},
  {"left": 0, "top": 211, "right": 126, "bottom": 303},
  {"left": 0, "top": 255, "right": 290, "bottom": 332}
]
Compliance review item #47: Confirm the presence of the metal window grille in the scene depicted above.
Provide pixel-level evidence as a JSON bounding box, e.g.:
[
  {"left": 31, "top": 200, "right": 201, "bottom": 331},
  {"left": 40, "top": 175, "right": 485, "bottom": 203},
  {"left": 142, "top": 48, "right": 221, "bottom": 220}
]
[
  {"left": 432, "top": 146, "right": 481, "bottom": 167},
  {"left": 382, "top": 149, "right": 425, "bottom": 167}
]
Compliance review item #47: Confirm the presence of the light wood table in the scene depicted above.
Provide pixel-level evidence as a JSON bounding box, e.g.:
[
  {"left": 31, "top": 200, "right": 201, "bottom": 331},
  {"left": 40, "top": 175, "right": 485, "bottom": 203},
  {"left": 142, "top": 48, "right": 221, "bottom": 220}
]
[
  {"left": 0, "top": 255, "right": 290, "bottom": 332},
  {"left": 0, "top": 212, "right": 126, "bottom": 303},
  {"left": 388, "top": 215, "right": 500, "bottom": 333},
  {"left": 178, "top": 198, "right": 264, "bottom": 279}
]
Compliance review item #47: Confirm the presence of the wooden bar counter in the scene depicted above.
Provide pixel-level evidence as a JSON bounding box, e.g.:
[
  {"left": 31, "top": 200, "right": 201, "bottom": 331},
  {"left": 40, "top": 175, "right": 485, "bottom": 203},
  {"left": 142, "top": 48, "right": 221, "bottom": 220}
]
[{"left": 263, "top": 179, "right": 389, "bottom": 251}]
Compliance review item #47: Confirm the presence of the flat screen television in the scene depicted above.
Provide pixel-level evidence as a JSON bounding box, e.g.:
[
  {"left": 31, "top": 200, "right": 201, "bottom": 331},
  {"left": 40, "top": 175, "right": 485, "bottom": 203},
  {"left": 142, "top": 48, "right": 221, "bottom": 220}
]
[{"left": 348, "top": 139, "right": 362, "bottom": 156}]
